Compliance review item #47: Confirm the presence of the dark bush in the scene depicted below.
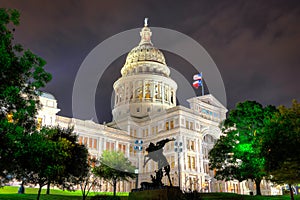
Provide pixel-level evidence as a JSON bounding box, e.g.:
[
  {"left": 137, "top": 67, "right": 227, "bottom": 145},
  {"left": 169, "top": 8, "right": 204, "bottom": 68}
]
[
  {"left": 91, "top": 195, "right": 121, "bottom": 200},
  {"left": 183, "top": 190, "right": 202, "bottom": 200}
]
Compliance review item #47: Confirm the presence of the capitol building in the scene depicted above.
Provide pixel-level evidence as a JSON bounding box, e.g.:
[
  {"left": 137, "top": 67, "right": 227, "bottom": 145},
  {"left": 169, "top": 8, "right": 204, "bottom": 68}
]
[{"left": 37, "top": 21, "right": 274, "bottom": 195}]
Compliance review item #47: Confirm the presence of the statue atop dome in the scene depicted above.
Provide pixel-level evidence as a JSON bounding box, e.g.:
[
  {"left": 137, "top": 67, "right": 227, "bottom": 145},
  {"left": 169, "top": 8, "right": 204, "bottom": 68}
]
[
  {"left": 139, "top": 19, "right": 152, "bottom": 45},
  {"left": 144, "top": 17, "right": 148, "bottom": 27}
]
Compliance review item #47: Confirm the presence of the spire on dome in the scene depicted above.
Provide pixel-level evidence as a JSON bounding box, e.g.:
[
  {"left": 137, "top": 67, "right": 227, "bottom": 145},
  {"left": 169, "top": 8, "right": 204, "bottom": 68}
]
[{"left": 139, "top": 18, "right": 152, "bottom": 45}]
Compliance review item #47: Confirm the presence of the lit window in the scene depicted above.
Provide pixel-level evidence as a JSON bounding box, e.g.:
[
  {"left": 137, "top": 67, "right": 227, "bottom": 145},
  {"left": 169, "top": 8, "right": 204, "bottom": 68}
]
[
  {"left": 192, "top": 157, "right": 196, "bottom": 169},
  {"left": 93, "top": 139, "right": 97, "bottom": 149},
  {"left": 145, "top": 83, "right": 151, "bottom": 98},
  {"left": 155, "top": 83, "right": 161, "bottom": 100},
  {"left": 190, "top": 122, "right": 193, "bottom": 130},
  {"left": 188, "top": 156, "right": 191, "bottom": 169},
  {"left": 191, "top": 141, "right": 195, "bottom": 151},
  {"left": 123, "top": 145, "right": 126, "bottom": 154},
  {"left": 186, "top": 121, "right": 189, "bottom": 129},
  {"left": 111, "top": 143, "right": 115, "bottom": 151},
  {"left": 170, "top": 120, "right": 174, "bottom": 129},
  {"left": 89, "top": 138, "right": 93, "bottom": 148},
  {"left": 165, "top": 121, "right": 169, "bottom": 130}
]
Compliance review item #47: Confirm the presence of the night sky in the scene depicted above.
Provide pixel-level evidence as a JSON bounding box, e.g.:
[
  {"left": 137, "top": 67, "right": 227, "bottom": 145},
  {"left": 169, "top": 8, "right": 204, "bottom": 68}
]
[{"left": 3, "top": 0, "right": 300, "bottom": 123}]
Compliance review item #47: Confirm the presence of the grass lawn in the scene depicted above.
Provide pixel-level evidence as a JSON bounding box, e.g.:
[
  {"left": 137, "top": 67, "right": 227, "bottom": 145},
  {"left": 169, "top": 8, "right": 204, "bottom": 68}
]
[
  {"left": 0, "top": 186, "right": 129, "bottom": 200},
  {"left": 0, "top": 186, "right": 299, "bottom": 200}
]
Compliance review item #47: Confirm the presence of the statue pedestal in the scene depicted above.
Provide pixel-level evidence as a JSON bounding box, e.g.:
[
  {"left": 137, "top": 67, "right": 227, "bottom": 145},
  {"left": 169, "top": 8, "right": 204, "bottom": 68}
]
[{"left": 129, "top": 186, "right": 184, "bottom": 200}]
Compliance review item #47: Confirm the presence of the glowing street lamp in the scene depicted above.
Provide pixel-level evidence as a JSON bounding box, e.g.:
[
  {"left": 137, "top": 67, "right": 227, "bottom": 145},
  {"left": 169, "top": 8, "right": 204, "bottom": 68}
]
[
  {"left": 134, "top": 139, "right": 143, "bottom": 189},
  {"left": 174, "top": 141, "right": 183, "bottom": 189}
]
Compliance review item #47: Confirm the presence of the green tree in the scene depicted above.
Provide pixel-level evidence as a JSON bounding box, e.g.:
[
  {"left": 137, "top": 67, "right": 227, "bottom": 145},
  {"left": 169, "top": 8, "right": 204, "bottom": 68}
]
[
  {"left": 20, "top": 128, "right": 70, "bottom": 200},
  {"left": 209, "top": 101, "right": 277, "bottom": 195},
  {"left": 262, "top": 100, "right": 300, "bottom": 200},
  {"left": 0, "top": 8, "right": 51, "bottom": 184},
  {"left": 93, "top": 150, "right": 136, "bottom": 196},
  {"left": 44, "top": 126, "right": 90, "bottom": 195},
  {"left": 52, "top": 128, "right": 95, "bottom": 200},
  {"left": 16, "top": 126, "right": 90, "bottom": 200}
]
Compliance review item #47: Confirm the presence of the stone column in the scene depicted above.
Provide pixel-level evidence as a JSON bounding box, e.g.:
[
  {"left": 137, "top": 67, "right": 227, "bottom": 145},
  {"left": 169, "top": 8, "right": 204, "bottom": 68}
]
[
  {"left": 161, "top": 83, "right": 165, "bottom": 106},
  {"left": 151, "top": 80, "right": 154, "bottom": 102},
  {"left": 199, "top": 137, "right": 204, "bottom": 173},
  {"left": 196, "top": 138, "right": 200, "bottom": 173},
  {"left": 132, "top": 81, "right": 136, "bottom": 102}
]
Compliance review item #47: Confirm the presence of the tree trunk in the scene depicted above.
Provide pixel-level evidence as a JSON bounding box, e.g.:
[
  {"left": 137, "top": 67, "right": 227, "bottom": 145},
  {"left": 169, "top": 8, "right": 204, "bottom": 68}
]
[
  {"left": 113, "top": 179, "right": 117, "bottom": 196},
  {"left": 254, "top": 179, "right": 262, "bottom": 196},
  {"left": 81, "top": 182, "right": 87, "bottom": 200},
  {"left": 288, "top": 184, "right": 294, "bottom": 200},
  {"left": 20, "top": 180, "right": 25, "bottom": 194},
  {"left": 46, "top": 181, "right": 50, "bottom": 194},
  {"left": 37, "top": 185, "right": 42, "bottom": 200}
]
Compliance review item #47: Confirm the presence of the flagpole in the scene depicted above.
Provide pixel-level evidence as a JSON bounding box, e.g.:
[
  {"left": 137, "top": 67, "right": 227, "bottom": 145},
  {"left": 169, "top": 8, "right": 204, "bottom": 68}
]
[{"left": 201, "top": 72, "right": 204, "bottom": 96}]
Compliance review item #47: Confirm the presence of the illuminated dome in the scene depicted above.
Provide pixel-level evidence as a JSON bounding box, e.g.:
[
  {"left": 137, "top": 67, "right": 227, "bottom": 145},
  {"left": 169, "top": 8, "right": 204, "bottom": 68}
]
[
  {"left": 112, "top": 18, "right": 177, "bottom": 121},
  {"left": 121, "top": 23, "right": 169, "bottom": 77}
]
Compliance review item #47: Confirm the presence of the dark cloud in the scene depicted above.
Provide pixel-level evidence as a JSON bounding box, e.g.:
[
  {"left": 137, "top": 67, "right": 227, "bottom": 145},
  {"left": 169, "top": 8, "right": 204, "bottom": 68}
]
[{"left": 2, "top": 0, "right": 300, "bottom": 122}]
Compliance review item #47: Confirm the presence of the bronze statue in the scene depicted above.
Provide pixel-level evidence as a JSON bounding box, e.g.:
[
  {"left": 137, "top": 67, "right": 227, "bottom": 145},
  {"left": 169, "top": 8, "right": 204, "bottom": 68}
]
[{"left": 143, "top": 138, "right": 175, "bottom": 187}]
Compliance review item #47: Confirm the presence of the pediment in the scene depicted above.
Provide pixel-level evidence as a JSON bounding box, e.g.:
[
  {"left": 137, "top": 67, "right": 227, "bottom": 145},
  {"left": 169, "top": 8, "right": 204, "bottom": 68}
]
[{"left": 187, "top": 94, "right": 227, "bottom": 111}]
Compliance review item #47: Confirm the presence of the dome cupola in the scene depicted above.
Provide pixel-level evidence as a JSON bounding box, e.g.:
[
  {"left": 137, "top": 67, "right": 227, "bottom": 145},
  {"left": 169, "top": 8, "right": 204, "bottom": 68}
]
[
  {"left": 112, "top": 18, "right": 177, "bottom": 122},
  {"left": 121, "top": 18, "right": 169, "bottom": 77}
]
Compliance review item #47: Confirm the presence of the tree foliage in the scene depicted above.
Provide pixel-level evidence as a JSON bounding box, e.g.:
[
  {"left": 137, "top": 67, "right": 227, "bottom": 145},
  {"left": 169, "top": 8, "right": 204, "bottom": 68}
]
[
  {"left": 55, "top": 130, "right": 94, "bottom": 200},
  {"left": 0, "top": 8, "right": 51, "bottom": 184},
  {"left": 14, "top": 126, "right": 89, "bottom": 200},
  {"left": 45, "top": 126, "right": 90, "bottom": 195},
  {"left": 22, "top": 129, "right": 68, "bottom": 200},
  {"left": 262, "top": 100, "right": 300, "bottom": 200},
  {"left": 209, "top": 101, "right": 277, "bottom": 195},
  {"left": 93, "top": 151, "right": 136, "bottom": 196},
  {"left": 0, "top": 8, "right": 51, "bottom": 128},
  {"left": 0, "top": 9, "right": 93, "bottom": 200}
]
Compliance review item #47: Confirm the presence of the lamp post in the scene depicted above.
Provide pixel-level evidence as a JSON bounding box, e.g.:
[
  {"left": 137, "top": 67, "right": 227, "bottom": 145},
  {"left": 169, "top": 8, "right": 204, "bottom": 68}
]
[
  {"left": 174, "top": 141, "right": 183, "bottom": 189},
  {"left": 134, "top": 139, "right": 143, "bottom": 189}
]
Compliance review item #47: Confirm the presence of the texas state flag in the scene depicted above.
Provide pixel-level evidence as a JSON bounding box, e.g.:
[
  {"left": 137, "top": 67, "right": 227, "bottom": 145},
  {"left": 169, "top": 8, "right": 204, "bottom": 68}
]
[
  {"left": 193, "top": 80, "right": 202, "bottom": 89},
  {"left": 193, "top": 73, "right": 202, "bottom": 80}
]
